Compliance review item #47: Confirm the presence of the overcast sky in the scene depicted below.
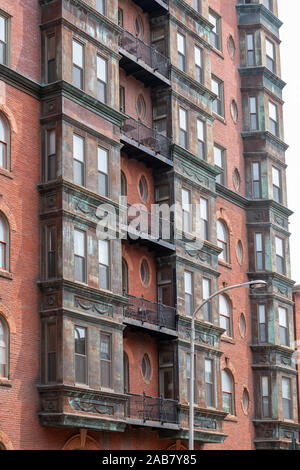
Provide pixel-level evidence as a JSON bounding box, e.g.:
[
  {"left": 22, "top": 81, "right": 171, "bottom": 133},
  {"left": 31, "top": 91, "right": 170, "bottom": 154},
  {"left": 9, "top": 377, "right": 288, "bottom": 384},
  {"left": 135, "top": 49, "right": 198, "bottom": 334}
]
[{"left": 277, "top": 0, "right": 300, "bottom": 284}]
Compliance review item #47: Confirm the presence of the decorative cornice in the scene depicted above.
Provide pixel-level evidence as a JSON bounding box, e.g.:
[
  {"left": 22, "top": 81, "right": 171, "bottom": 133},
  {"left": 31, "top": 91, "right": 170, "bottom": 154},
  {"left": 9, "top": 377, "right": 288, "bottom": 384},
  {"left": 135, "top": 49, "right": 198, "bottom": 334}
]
[
  {"left": 239, "top": 66, "right": 286, "bottom": 91},
  {"left": 0, "top": 64, "right": 41, "bottom": 99},
  {"left": 236, "top": 3, "right": 283, "bottom": 30},
  {"left": 40, "top": 0, "right": 123, "bottom": 36},
  {"left": 216, "top": 183, "right": 249, "bottom": 209},
  {"left": 171, "top": 0, "right": 214, "bottom": 32},
  {"left": 173, "top": 144, "right": 220, "bottom": 177},
  {"left": 241, "top": 130, "right": 289, "bottom": 151},
  {"left": 42, "top": 80, "right": 126, "bottom": 126},
  {"left": 170, "top": 65, "right": 217, "bottom": 102}
]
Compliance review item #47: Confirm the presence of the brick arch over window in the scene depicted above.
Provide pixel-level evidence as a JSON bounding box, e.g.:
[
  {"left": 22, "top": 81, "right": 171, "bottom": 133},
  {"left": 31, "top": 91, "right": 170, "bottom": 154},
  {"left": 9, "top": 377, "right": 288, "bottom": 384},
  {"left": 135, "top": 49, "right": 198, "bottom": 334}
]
[
  {"left": 0, "top": 201, "right": 17, "bottom": 232},
  {"left": 0, "top": 304, "right": 16, "bottom": 335},
  {"left": 62, "top": 431, "right": 101, "bottom": 450},
  {"left": 0, "top": 104, "right": 17, "bottom": 134}
]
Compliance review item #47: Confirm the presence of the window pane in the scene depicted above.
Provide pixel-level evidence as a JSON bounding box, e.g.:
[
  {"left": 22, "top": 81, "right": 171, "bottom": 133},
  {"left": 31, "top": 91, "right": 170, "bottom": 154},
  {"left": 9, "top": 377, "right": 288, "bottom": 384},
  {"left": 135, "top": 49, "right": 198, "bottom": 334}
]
[
  {"left": 272, "top": 166, "right": 280, "bottom": 187},
  {"left": 197, "top": 119, "right": 204, "bottom": 141},
  {"left": 195, "top": 46, "right": 202, "bottom": 67},
  {"left": 97, "top": 56, "right": 107, "bottom": 82},
  {"left": 182, "top": 188, "right": 190, "bottom": 207},
  {"left": 73, "top": 40, "right": 83, "bottom": 68},
  {"left": 259, "top": 304, "right": 266, "bottom": 323},
  {"left": 73, "top": 135, "right": 84, "bottom": 162},
  {"left": 184, "top": 271, "right": 192, "bottom": 295},
  {"left": 96, "top": 0, "right": 105, "bottom": 14},
  {"left": 255, "top": 233, "right": 262, "bottom": 252},
  {"left": 177, "top": 33, "right": 185, "bottom": 54},
  {"left": 98, "top": 239, "right": 109, "bottom": 265},
  {"left": 200, "top": 197, "right": 208, "bottom": 220},
  {"left": 214, "top": 146, "right": 222, "bottom": 168},
  {"left": 275, "top": 237, "right": 283, "bottom": 256},
  {"left": 75, "top": 355, "right": 86, "bottom": 383},
  {"left": 0, "top": 16, "right": 5, "bottom": 43},
  {"left": 98, "top": 147, "right": 108, "bottom": 173},
  {"left": 269, "top": 101, "right": 277, "bottom": 121},
  {"left": 250, "top": 97, "right": 256, "bottom": 113},
  {"left": 211, "top": 78, "right": 219, "bottom": 96},
  {"left": 179, "top": 108, "right": 187, "bottom": 130},
  {"left": 247, "top": 34, "right": 254, "bottom": 50},
  {"left": 74, "top": 230, "right": 85, "bottom": 257},
  {"left": 99, "top": 264, "right": 109, "bottom": 289},
  {"left": 266, "top": 39, "right": 274, "bottom": 59}
]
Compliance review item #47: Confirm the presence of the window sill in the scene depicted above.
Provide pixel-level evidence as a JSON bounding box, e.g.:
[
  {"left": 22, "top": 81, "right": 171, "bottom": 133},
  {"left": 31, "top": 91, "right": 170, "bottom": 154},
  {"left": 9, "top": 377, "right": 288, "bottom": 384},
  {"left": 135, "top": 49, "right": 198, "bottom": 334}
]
[
  {"left": 0, "top": 378, "right": 12, "bottom": 387},
  {"left": 213, "top": 112, "right": 226, "bottom": 125},
  {"left": 224, "top": 414, "right": 238, "bottom": 422},
  {"left": 218, "top": 260, "right": 232, "bottom": 270},
  {"left": 0, "top": 270, "right": 13, "bottom": 280},
  {"left": 211, "top": 46, "right": 224, "bottom": 60},
  {"left": 0, "top": 167, "right": 13, "bottom": 179},
  {"left": 221, "top": 336, "right": 235, "bottom": 345}
]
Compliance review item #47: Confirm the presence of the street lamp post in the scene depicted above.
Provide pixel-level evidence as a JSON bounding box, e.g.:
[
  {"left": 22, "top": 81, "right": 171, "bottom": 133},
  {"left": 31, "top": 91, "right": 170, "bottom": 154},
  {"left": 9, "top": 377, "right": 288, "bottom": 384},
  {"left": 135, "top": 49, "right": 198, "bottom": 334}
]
[{"left": 188, "top": 279, "right": 267, "bottom": 451}]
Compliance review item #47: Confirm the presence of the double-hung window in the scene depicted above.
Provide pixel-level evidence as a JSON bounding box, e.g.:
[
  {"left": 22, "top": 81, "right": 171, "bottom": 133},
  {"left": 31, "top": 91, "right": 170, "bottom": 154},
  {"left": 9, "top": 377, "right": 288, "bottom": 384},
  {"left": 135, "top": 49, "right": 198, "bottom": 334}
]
[
  {"left": 219, "top": 294, "right": 232, "bottom": 336},
  {"left": 214, "top": 145, "right": 225, "bottom": 184},
  {"left": 177, "top": 33, "right": 185, "bottom": 72},
  {"left": 46, "top": 35, "right": 56, "bottom": 83},
  {"left": 100, "top": 333, "right": 112, "bottom": 388},
  {"left": 72, "top": 40, "right": 84, "bottom": 89},
  {"left": 182, "top": 188, "right": 191, "bottom": 233},
  {"left": 46, "top": 225, "right": 56, "bottom": 279},
  {"left": 275, "top": 236, "right": 285, "bottom": 275},
  {"left": 99, "top": 240, "right": 110, "bottom": 290},
  {"left": 75, "top": 326, "right": 87, "bottom": 384},
  {"left": 97, "top": 55, "right": 107, "bottom": 103},
  {"left": 197, "top": 119, "right": 205, "bottom": 159},
  {"left": 46, "top": 323, "right": 57, "bottom": 383},
  {"left": 282, "top": 377, "right": 292, "bottom": 419},
  {"left": 247, "top": 33, "right": 255, "bottom": 66},
  {"left": 266, "top": 38, "right": 275, "bottom": 73},
  {"left": 0, "top": 15, "right": 7, "bottom": 65},
  {"left": 202, "top": 277, "right": 211, "bottom": 322},
  {"left": 47, "top": 129, "right": 56, "bottom": 181},
  {"left": 205, "top": 359, "right": 214, "bottom": 407},
  {"left": 184, "top": 271, "right": 193, "bottom": 316},
  {"left": 200, "top": 197, "right": 208, "bottom": 240},
  {"left": 279, "top": 307, "right": 289, "bottom": 346},
  {"left": 74, "top": 229, "right": 86, "bottom": 283},
  {"left": 73, "top": 134, "right": 85, "bottom": 186},
  {"left": 252, "top": 162, "right": 261, "bottom": 198},
  {"left": 179, "top": 108, "right": 187, "bottom": 148},
  {"left": 272, "top": 166, "right": 281, "bottom": 203},
  {"left": 98, "top": 147, "right": 108, "bottom": 197},
  {"left": 187, "top": 353, "right": 197, "bottom": 403},
  {"left": 249, "top": 97, "right": 257, "bottom": 130},
  {"left": 255, "top": 233, "right": 264, "bottom": 270},
  {"left": 258, "top": 304, "right": 267, "bottom": 342},
  {"left": 212, "top": 78, "right": 223, "bottom": 116},
  {"left": 195, "top": 45, "right": 203, "bottom": 84},
  {"left": 269, "top": 101, "right": 278, "bottom": 136},
  {"left": 209, "top": 12, "right": 221, "bottom": 50},
  {"left": 261, "top": 376, "right": 270, "bottom": 418}
]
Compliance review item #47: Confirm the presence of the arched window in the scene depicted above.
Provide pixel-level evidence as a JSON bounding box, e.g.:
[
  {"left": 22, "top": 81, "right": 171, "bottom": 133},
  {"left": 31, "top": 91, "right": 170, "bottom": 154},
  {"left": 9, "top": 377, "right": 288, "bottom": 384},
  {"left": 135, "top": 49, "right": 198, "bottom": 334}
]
[
  {"left": 0, "top": 114, "right": 8, "bottom": 170},
  {"left": 122, "top": 258, "right": 128, "bottom": 294},
  {"left": 0, "top": 316, "right": 9, "bottom": 378},
  {"left": 121, "top": 171, "right": 127, "bottom": 197},
  {"left": 217, "top": 220, "right": 229, "bottom": 262},
  {"left": 222, "top": 369, "right": 235, "bottom": 415},
  {"left": 219, "top": 294, "right": 232, "bottom": 337},
  {"left": 0, "top": 214, "right": 9, "bottom": 271}
]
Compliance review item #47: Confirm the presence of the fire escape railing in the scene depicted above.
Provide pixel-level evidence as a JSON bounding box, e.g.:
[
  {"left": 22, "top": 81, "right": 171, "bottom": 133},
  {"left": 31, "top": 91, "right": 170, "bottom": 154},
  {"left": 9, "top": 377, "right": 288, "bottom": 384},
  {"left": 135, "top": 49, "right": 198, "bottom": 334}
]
[
  {"left": 121, "top": 116, "right": 172, "bottom": 160},
  {"left": 124, "top": 294, "right": 177, "bottom": 331},
  {"left": 125, "top": 392, "right": 178, "bottom": 425},
  {"left": 120, "top": 29, "right": 170, "bottom": 79}
]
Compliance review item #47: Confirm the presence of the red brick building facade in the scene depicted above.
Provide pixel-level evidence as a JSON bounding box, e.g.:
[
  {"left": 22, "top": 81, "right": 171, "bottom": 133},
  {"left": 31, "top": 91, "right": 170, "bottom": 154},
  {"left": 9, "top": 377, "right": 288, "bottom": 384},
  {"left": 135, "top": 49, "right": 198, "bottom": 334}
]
[{"left": 0, "top": 0, "right": 298, "bottom": 450}]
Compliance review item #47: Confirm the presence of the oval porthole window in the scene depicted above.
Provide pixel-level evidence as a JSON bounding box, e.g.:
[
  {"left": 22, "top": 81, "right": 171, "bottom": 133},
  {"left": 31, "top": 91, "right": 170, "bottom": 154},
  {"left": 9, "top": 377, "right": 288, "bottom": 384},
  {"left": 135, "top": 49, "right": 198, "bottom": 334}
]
[
  {"left": 138, "top": 175, "right": 148, "bottom": 202},
  {"left": 135, "top": 16, "right": 144, "bottom": 39},
  {"left": 136, "top": 94, "right": 146, "bottom": 120},
  {"left": 141, "top": 353, "right": 151, "bottom": 381},
  {"left": 233, "top": 168, "right": 241, "bottom": 191},
  {"left": 236, "top": 240, "right": 243, "bottom": 265},
  {"left": 239, "top": 313, "right": 246, "bottom": 338},
  {"left": 227, "top": 35, "right": 236, "bottom": 59},
  {"left": 242, "top": 388, "right": 250, "bottom": 414},
  {"left": 231, "top": 99, "right": 238, "bottom": 123},
  {"left": 140, "top": 259, "right": 150, "bottom": 286}
]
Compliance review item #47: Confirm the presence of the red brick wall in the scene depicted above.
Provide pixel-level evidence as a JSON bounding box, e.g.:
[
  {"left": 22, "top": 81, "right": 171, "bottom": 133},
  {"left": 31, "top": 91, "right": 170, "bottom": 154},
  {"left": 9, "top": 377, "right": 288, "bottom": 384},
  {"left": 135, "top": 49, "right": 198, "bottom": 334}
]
[{"left": 0, "top": 0, "right": 40, "bottom": 82}]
